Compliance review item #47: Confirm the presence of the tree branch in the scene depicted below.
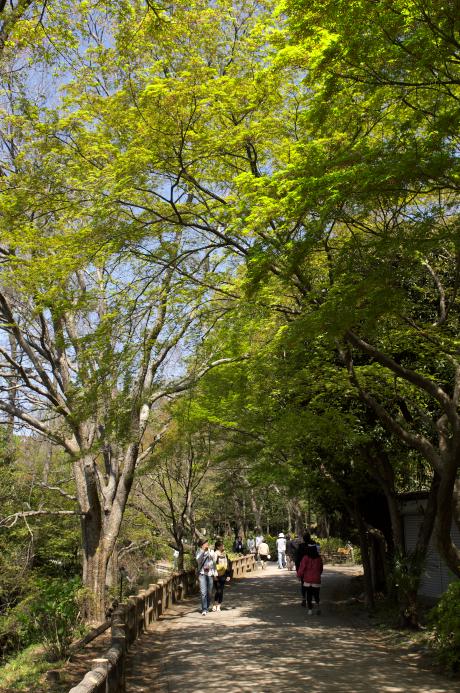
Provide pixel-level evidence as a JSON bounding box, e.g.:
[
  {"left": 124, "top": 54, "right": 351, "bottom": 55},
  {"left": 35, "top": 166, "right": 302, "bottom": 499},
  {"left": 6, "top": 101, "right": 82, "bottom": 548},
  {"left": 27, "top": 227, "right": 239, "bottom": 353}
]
[
  {"left": 341, "top": 343, "right": 443, "bottom": 474},
  {"left": 149, "top": 355, "right": 249, "bottom": 406},
  {"left": 36, "top": 482, "right": 77, "bottom": 502},
  {"left": 0, "top": 509, "right": 84, "bottom": 528},
  {"left": 346, "top": 330, "right": 458, "bottom": 427}
]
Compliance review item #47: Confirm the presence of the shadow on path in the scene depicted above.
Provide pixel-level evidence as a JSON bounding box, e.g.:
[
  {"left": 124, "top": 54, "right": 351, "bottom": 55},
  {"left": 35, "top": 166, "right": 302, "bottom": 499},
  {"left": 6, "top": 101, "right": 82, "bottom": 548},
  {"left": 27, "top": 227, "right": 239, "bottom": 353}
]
[{"left": 125, "top": 566, "right": 455, "bottom": 693}]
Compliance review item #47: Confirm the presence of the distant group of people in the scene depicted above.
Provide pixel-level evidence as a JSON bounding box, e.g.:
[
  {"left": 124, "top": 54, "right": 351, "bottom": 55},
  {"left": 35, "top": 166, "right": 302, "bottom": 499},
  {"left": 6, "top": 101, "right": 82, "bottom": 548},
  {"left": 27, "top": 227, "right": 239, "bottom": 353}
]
[
  {"left": 233, "top": 531, "right": 270, "bottom": 566},
  {"left": 196, "top": 530, "right": 323, "bottom": 616}
]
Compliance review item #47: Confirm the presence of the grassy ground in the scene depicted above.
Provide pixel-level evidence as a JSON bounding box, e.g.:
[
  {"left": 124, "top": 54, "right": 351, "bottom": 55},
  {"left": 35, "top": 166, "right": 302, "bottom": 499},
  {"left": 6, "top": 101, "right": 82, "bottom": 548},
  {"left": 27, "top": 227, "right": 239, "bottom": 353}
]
[{"left": 0, "top": 645, "right": 64, "bottom": 692}]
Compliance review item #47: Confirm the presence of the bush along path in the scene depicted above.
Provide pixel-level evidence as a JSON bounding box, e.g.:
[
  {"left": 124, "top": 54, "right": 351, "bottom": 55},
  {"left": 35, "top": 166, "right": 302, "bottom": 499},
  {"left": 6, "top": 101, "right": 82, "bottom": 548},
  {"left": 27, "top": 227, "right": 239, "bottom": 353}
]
[{"left": 124, "top": 564, "right": 457, "bottom": 693}]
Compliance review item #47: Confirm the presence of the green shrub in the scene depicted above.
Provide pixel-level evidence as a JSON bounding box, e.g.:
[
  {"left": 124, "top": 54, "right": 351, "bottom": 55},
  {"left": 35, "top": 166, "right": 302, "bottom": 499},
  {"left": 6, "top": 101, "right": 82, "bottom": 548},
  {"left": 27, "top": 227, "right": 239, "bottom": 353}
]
[
  {"left": 428, "top": 580, "right": 460, "bottom": 673},
  {"left": 0, "top": 607, "right": 31, "bottom": 658},
  {"left": 317, "top": 537, "right": 361, "bottom": 563},
  {"left": 223, "top": 536, "right": 235, "bottom": 556},
  {"left": 31, "top": 576, "right": 84, "bottom": 661},
  {"left": 265, "top": 534, "right": 277, "bottom": 559},
  {"left": 0, "top": 576, "right": 84, "bottom": 662},
  {"left": 0, "top": 644, "right": 57, "bottom": 691},
  {"left": 388, "top": 550, "right": 423, "bottom": 589}
]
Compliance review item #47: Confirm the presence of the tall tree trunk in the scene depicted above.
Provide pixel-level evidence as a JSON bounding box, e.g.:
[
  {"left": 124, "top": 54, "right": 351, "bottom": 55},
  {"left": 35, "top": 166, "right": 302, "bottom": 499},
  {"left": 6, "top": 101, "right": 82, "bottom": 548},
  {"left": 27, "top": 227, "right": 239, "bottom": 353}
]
[
  {"left": 81, "top": 515, "right": 106, "bottom": 622},
  {"left": 177, "top": 541, "right": 185, "bottom": 571},
  {"left": 106, "top": 552, "right": 118, "bottom": 589},
  {"left": 5, "top": 334, "right": 17, "bottom": 463},
  {"left": 250, "top": 491, "right": 263, "bottom": 531},
  {"left": 350, "top": 501, "right": 375, "bottom": 610},
  {"left": 286, "top": 502, "right": 292, "bottom": 534},
  {"left": 367, "top": 447, "right": 404, "bottom": 553},
  {"left": 291, "top": 499, "right": 304, "bottom": 536},
  {"left": 76, "top": 454, "right": 106, "bottom": 622},
  {"left": 317, "top": 514, "right": 330, "bottom": 538},
  {"left": 75, "top": 443, "right": 139, "bottom": 623},
  {"left": 435, "top": 448, "right": 460, "bottom": 576},
  {"left": 233, "top": 498, "right": 245, "bottom": 539}
]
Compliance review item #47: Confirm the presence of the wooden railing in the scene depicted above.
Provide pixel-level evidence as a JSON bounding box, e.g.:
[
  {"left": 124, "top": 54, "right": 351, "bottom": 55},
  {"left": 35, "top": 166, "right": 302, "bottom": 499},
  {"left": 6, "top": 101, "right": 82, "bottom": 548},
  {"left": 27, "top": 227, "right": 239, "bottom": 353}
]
[
  {"left": 68, "top": 570, "right": 196, "bottom": 693},
  {"left": 68, "top": 557, "right": 256, "bottom": 693},
  {"left": 322, "top": 548, "right": 355, "bottom": 564},
  {"left": 230, "top": 553, "right": 256, "bottom": 576}
]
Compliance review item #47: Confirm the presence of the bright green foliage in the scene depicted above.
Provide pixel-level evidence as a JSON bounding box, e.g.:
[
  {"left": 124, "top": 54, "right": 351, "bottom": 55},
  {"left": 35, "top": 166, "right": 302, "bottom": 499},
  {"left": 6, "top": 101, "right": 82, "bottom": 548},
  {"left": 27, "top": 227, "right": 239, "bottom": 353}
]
[
  {"left": 318, "top": 537, "right": 360, "bottom": 562},
  {"left": 28, "top": 576, "right": 83, "bottom": 661},
  {"left": 0, "top": 576, "right": 83, "bottom": 661},
  {"left": 429, "top": 580, "right": 460, "bottom": 672},
  {"left": 1, "top": 0, "right": 460, "bottom": 662},
  {"left": 0, "top": 644, "right": 56, "bottom": 692}
]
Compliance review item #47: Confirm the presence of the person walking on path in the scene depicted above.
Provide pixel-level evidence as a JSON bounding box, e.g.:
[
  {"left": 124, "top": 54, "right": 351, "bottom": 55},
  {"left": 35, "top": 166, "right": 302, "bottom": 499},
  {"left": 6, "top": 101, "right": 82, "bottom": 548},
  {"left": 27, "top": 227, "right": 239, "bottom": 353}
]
[
  {"left": 258, "top": 538, "right": 270, "bottom": 568},
  {"left": 211, "top": 540, "right": 230, "bottom": 611},
  {"left": 294, "top": 532, "right": 316, "bottom": 571},
  {"left": 255, "top": 530, "right": 263, "bottom": 552},
  {"left": 196, "top": 538, "right": 216, "bottom": 615},
  {"left": 255, "top": 529, "right": 264, "bottom": 566},
  {"left": 233, "top": 534, "right": 245, "bottom": 554},
  {"left": 285, "top": 534, "right": 295, "bottom": 570},
  {"left": 276, "top": 532, "right": 287, "bottom": 569},
  {"left": 247, "top": 534, "right": 256, "bottom": 555},
  {"left": 297, "top": 543, "right": 323, "bottom": 614}
]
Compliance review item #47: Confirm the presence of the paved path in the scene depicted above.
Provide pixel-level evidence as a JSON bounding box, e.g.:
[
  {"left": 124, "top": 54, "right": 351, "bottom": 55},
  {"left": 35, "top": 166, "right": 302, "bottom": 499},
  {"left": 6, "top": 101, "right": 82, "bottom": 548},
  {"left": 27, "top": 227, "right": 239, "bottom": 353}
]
[{"left": 125, "top": 565, "right": 456, "bottom": 693}]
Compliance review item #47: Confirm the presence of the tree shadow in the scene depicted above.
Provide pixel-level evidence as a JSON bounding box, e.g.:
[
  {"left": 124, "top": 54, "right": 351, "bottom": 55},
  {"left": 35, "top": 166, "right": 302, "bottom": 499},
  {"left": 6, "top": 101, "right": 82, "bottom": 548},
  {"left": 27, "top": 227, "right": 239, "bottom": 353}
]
[{"left": 125, "top": 567, "right": 455, "bottom": 693}]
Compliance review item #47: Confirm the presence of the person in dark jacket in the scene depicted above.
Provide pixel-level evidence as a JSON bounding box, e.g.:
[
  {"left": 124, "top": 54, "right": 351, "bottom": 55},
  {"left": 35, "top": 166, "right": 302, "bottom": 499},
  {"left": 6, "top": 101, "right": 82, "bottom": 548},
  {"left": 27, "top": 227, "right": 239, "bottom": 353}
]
[
  {"left": 294, "top": 532, "right": 313, "bottom": 571},
  {"left": 294, "top": 532, "right": 321, "bottom": 600},
  {"left": 297, "top": 544, "right": 323, "bottom": 614},
  {"left": 285, "top": 534, "right": 295, "bottom": 570},
  {"left": 233, "top": 535, "right": 244, "bottom": 554},
  {"left": 212, "top": 540, "right": 230, "bottom": 611}
]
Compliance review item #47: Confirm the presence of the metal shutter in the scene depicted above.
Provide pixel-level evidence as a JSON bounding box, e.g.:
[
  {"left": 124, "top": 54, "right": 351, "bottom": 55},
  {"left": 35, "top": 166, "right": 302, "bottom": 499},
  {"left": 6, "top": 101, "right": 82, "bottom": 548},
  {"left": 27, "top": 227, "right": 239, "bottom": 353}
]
[{"left": 402, "top": 513, "right": 460, "bottom": 598}]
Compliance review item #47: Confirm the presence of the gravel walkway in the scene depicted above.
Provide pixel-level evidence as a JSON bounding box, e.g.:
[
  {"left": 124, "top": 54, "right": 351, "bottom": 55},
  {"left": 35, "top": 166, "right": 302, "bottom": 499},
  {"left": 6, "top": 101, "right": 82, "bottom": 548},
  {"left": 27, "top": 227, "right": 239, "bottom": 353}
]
[{"left": 125, "top": 564, "right": 457, "bottom": 692}]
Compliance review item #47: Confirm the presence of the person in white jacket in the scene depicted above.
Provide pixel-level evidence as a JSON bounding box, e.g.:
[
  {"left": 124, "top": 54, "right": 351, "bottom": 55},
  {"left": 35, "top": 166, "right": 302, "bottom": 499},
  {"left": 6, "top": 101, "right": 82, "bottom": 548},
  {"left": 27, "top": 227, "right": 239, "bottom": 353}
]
[
  {"left": 276, "top": 532, "right": 287, "bottom": 569},
  {"left": 258, "top": 539, "right": 270, "bottom": 568}
]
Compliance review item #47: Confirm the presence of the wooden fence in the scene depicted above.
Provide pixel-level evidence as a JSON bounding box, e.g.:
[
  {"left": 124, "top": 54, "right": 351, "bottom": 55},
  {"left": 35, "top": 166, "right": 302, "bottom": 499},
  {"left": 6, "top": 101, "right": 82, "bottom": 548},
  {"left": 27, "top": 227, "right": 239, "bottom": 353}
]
[
  {"left": 68, "top": 555, "right": 255, "bottom": 693},
  {"left": 231, "top": 553, "right": 256, "bottom": 577},
  {"left": 321, "top": 548, "right": 355, "bottom": 564}
]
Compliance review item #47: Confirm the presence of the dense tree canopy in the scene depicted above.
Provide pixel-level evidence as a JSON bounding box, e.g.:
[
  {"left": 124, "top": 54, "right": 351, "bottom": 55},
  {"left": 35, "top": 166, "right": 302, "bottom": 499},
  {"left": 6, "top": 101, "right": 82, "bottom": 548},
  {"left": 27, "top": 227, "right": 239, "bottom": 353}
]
[{"left": 0, "top": 0, "right": 459, "bottom": 647}]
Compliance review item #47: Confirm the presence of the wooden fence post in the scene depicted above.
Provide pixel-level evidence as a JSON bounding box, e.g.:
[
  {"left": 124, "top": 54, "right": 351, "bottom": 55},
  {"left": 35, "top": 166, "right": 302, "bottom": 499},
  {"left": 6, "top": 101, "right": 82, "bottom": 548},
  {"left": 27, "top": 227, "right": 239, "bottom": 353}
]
[
  {"left": 137, "top": 590, "right": 146, "bottom": 635},
  {"left": 111, "top": 613, "right": 126, "bottom": 650},
  {"left": 156, "top": 580, "right": 164, "bottom": 617},
  {"left": 92, "top": 658, "right": 108, "bottom": 693},
  {"left": 146, "top": 584, "right": 155, "bottom": 627},
  {"left": 67, "top": 568, "right": 199, "bottom": 693},
  {"left": 127, "top": 596, "right": 138, "bottom": 648}
]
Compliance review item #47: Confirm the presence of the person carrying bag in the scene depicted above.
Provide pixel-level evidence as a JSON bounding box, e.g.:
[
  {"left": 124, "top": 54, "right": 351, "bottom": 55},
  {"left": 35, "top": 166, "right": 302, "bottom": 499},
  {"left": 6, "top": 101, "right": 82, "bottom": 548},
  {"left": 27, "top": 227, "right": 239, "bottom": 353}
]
[
  {"left": 196, "top": 538, "right": 216, "bottom": 615},
  {"left": 211, "top": 540, "right": 230, "bottom": 611}
]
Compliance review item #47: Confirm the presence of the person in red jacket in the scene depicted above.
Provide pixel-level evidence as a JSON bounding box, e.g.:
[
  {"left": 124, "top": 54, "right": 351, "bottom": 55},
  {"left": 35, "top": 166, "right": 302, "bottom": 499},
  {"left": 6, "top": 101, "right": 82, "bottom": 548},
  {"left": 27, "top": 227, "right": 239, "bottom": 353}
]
[{"left": 297, "top": 543, "right": 323, "bottom": 615}]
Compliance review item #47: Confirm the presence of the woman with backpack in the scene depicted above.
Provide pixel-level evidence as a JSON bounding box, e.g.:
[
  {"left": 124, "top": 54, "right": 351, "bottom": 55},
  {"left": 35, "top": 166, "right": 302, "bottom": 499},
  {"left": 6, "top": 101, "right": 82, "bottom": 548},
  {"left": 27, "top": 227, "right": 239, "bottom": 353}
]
[
  {"left": 211, "top": 540, "right": 230, "bottom": 611},
  {"left": 297, "top": 543, "right": 323, "bottom": 615}
]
